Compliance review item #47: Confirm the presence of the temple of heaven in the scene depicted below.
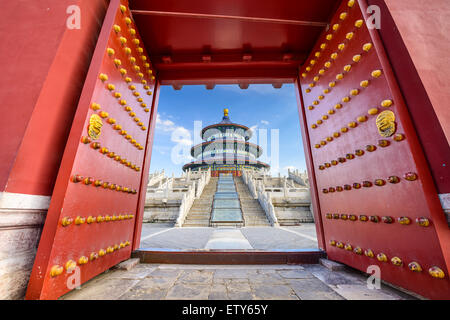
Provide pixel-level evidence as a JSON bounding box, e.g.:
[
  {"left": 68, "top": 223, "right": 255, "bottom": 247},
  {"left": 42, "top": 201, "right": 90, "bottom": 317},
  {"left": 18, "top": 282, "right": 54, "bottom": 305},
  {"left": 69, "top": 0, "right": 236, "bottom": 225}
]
[{"left": 183, "top": 109, "right": 270, "bottom": 176}]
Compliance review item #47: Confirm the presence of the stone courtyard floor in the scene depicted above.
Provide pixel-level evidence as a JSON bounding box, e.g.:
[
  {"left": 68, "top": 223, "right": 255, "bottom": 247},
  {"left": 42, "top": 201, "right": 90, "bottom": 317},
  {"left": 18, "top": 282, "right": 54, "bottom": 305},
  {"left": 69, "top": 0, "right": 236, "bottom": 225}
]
[
  {"left": 139, "top": 223, "right": 319, "bottom": 250},
  {"left": 61, "top": 263, "right": 417, "bottom": 300},
  {"left": 60, "top": 224, "right": 418, "bottom": 300}
]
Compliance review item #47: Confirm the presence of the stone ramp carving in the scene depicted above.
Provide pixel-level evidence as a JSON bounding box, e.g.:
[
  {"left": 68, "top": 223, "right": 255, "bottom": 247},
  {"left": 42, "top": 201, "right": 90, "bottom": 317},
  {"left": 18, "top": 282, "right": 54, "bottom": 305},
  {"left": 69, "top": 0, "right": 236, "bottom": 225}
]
[{"left": 210, "top": 174, "right": 243, "bottom": 227}]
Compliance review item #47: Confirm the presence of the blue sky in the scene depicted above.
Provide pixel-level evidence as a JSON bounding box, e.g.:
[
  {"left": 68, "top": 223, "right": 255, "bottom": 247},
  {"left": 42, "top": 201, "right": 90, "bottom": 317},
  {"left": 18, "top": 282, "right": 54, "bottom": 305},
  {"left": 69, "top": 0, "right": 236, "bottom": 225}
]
[{"left": 149, "top": 84, "right": 307, "bottom": 177}]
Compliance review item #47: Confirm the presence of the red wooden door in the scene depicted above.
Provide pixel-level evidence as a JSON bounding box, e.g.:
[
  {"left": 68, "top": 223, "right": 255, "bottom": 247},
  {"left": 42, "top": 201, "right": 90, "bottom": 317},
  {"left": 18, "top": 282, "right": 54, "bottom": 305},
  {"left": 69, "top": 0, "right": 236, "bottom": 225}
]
[
  {"left": 298, "top": 0, "right": 450, "bottom": 299},
  {"left": 26, "top": 0, "right": 158, "bottom": 300}
]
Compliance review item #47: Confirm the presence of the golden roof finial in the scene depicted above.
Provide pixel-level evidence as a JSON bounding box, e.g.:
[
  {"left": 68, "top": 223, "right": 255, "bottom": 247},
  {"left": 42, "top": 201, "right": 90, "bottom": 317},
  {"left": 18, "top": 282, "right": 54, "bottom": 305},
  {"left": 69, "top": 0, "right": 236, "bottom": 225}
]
[{"left": 224, "top": 108, "right": 229, "bottom": 117}]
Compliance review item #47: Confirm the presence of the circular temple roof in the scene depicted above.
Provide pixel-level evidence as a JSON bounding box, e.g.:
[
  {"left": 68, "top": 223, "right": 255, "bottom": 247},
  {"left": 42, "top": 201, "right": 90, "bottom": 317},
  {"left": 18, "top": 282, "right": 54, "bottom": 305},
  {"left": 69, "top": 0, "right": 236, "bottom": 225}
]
[{"left": 201, "top": 109, "right": 252, "bottom": 140}]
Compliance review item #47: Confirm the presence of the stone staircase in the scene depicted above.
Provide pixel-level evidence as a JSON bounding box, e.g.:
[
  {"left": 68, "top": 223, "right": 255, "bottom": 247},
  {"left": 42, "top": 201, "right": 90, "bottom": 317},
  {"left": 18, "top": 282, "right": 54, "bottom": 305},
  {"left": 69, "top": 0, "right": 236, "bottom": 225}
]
[
  {"left": 272, "top": 199, "right": 314, "bottom": 226},
  {"left": 274, "top": 206, "right": 314, "bottom": 226},
  {"left": 234, "top": 176, "right": 271, "bottom": 226},
  {"left": 182, "top": 177, "right": 218, "bottom": 227}
]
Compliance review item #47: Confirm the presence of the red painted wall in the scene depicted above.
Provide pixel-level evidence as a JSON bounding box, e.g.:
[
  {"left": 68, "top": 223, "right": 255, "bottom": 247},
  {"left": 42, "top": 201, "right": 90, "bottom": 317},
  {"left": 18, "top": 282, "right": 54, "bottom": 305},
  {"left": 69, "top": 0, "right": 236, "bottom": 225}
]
[
  {"left": 0, "top": 0, "right": 108, "bottom": 195},
  {"left": 374, "top": 0, "right": 450, "bottom": 193}
]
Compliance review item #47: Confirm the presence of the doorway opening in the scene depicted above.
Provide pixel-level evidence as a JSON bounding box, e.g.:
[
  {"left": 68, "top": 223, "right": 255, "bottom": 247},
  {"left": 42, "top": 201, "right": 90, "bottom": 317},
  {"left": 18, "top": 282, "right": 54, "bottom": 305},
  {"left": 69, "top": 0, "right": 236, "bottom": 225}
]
[{"left": 140, "top": 84, "right": 319, "bottom": 252}]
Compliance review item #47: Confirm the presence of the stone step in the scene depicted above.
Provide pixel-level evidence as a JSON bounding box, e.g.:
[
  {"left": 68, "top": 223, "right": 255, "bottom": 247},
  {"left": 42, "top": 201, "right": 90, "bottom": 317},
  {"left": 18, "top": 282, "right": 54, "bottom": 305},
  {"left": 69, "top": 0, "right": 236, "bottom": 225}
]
[
  {"left": 240, "top": 207, "right": 265, "bottom": 211},
  {"left": 182, "top": 178, "right": 217, "bottom": 227},
  {"left": 185, "top": 215, "right": 210, "bottom": 219},
  {"left": 233, "top": 176, "right": 270, "bottom": 227},
  {"left": 185, "top": 221, "right": 209, "bottom": 224},
  {"left": 247, "top": 221, "right": 270, "bottom": 224}
]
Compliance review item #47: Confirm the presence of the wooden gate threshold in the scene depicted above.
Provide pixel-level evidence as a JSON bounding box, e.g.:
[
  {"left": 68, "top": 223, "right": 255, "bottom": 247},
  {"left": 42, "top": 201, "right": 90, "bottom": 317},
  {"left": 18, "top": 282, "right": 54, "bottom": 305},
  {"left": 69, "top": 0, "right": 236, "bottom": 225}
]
[{"left": 132, "top": 248, "right": 326, "bottom": 265}]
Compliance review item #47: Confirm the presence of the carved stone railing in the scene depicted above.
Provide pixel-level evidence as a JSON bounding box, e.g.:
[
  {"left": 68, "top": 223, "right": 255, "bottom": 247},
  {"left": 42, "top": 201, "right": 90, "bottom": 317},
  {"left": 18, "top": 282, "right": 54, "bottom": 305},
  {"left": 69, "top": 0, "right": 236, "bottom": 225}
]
[
  {"left": 266, "top": 187, "right": 311, "bottom": 201},
  {"left": 174, "top": 184, "right": 196, "bottom": 227},
  {"left": 174, "top": 168, "right": 211, "bottom": 227},
  {"left": 145, "top": 187, "right": 188, "bottom": 200},
  {"left": 242, "top": 170, "right": 257, "bottom": 198},
  {"left": 242, "top": 170, "right": 279, "bottom": 226},
  {"left": 195, "top": 168, "right": 211, "bottom": 198},
  {"left": 255, "top": 180, "right": 279, "bottom": 226},
  {"left": 147, "top": 169, "right": 165, "bottom": 187},
  {"left": 288, "top": 168, "right": 309, "bottom": 187}
]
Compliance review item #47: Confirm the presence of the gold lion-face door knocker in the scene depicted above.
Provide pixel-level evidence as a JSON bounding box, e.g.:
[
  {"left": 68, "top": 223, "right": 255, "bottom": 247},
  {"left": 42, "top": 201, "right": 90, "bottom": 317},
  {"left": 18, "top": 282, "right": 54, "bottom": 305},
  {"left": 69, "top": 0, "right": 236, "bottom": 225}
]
[
  {"left": 88, "top": 114, "right": 103, "bottom": 140},
  {"left": 376, "top": 110, "right": 396, "bottom": 137}
]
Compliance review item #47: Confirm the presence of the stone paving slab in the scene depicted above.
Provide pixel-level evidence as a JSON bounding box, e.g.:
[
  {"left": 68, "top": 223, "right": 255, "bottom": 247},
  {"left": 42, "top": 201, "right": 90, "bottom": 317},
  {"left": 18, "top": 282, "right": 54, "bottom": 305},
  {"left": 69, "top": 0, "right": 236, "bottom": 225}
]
[
  {"left": 61, "top": 278, "right": 140, "bottom": 300},
  {"left": 134, "top": 275, "right": 179, "bottom": 290},
  {"left": 301, "top": 264, "right": 416, "bottom": 300},
  {"left": 113, "top": 258, "right": 140, "bottom": 271},
  {"left": 156, "top": 264, "right": 305, "bottom": 270},
  {"left": 204, "top": 229, "right": 253, "bottom": 249},
  {"left": 60, "top": 264, "right": 417, "bottom": 300},
  {"left": 119, "top": 289, "right": 167, "bottom": 300},
  {"left": 166, "top": 283, "right": 211, "bottom": 300},
  {"left": 178, "top": 270, "right": 214, "bottom": 284},
  {"left": 251, "top": 284, "right": 299, "bottom": 300},
  {"left": 277, "top": 269, "right": 315, "bottom": 279},
  {"left": 140, "top": 227, "right": 214, "bottom": 250},
  {"left": 284, "top": 224, "right": 318, "bottom": 238},
  {"left": 209, "top": 283, "right": 228, "bottom": 300},
  {"left": 106, "top": 264, "right": 157, "bottom": 280},
  {"left": 149, "top": 268, "right": 182, "bottom": 278},
  {"left": 140, "top": 224, "right": 172, "bottom": 237},
  {"left": 139, "top": 224, "right": 319, "bottom": 250},
  {"left": 289, "top": 278, "right": 345, "bottom": 300},
  {"left": 333, "top": 284, "right": 400, "bottom": 300},
  {"left": 240, "top": 226, "right": 318, "bottom": 250},
  {"left": 213, "top": 268, "right": 257, "bottom": 280},
  {"left": 249, "top": 271, "right": 288, "bottom": 285}
]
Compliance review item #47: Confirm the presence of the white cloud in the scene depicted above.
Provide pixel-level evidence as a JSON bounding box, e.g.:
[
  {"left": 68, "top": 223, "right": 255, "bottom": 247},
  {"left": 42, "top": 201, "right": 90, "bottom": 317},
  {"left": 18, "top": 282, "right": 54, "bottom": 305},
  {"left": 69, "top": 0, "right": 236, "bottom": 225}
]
[
  {"left": 171, "top": 127, "right": 194, "bottom": 164},
  {"left": 283, "top": 166, "right": 296, "bottom": 171},
  {"left": 156, "top": 113, "right": 194, "bottom": 146},
  {"left": 156, "top": 113, "right": 176, "bottom": 133},
  {"left": 155, "top": 113, "right": 194, "bottom": 164},
  {"left": 171, "top": 127, "right": 193, "bottom": 146},
  {"left": 260, "top": 120, "right": 269, "bottom": 125},
  {"left": 153, "top": 145, "right": 170, "bottom": 155}
]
